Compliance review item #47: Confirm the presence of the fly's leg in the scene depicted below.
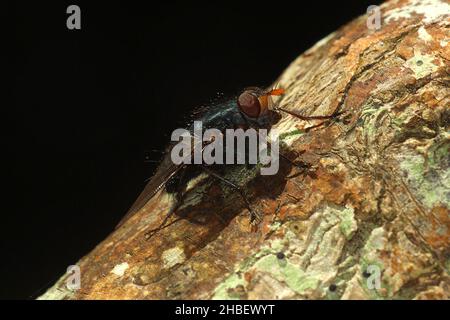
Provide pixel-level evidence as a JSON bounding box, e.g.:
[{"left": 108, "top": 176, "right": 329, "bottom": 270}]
[
  {"left": 145, "top": 136, "right": 221, "bottom": 238},
  {"left": 279, "top": 151, "right": 309, "bottom": 169},
  {"left": 201, "top": 165, "right": 262, "bottom": 225},
  {"left": 144, "top": 199, "right": 182, "bottom": 240},
  {"left": 144, "top": 170, "right": 188, "bottom": 240},
  {"left": 263, "top": 136, "right": 311, "bottom": 173},
  {"left": 276, "top": 107, "right": 343, "bottom": 121},
  {"left": 279, "top": 151, "right": 315, "bottom": 179},
  {"left": 277, "top": 108, "right": 344, "bottom": 133},
  {"left": 267, "top": 109, "right": 342, "bottom": 175}
]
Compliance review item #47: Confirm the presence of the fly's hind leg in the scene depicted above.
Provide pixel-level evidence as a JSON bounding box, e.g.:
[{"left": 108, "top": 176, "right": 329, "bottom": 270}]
[
  {"left": 144, "top": 198, "right": 182, "bottom": 240},
  {"left": 144, "top": 170, "right": 188, "bottom": 240},
  {"left": 201, "top": 165, "right": 262, "bottom": 225}
]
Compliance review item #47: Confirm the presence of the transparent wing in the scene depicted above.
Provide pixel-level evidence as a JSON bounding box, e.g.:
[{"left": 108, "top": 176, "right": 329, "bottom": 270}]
[
  {"left": 115, "top": 153, "right": 184, "bottom": 229},
  {"left": 116, "top": 135, "right": 201, "bottom": 229}
]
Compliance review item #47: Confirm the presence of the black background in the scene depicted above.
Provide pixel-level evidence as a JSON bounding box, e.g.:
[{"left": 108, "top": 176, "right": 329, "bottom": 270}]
[{"left": 9, "top": 1, "right": 382, "bottom": 300}]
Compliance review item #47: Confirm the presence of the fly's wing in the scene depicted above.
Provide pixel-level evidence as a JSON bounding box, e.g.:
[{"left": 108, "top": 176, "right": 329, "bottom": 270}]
[
  {"left": 115, "top": 152, "right": 184, "bottom": 229},
  {"left": 116, "top": 135, "right": 200, "bottom": 229}
]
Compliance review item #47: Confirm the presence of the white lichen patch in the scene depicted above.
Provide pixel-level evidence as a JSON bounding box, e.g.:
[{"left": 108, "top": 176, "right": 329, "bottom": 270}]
[
  {"left": 341, "top": 272, "right": 369, "bottom": 300},
  {"left": 253, "top": 255, "right": 320, "bottom": 294},
  {"left": 360, "top": 101, "right": 395, "bottom": 145},
  {"left": 404, "top": 50, "right": 441, "bottom": 79},
  {"left": 212, "top": 274, "right": 247, "bottom": 300},
  {"left": 212, "top": 203, "right": 360, "bottom": 299},
  {"left": 440, "top": 39, "right": 449, "bottom": 47},
  {"left": 385, "top": 0, "right": 450, "bottom": 24},
  {"left": 37, "top": 276, "right": 76, "bottom": 300},
  {"left": 111, "top": 262, "right": 129, "bottom": 277},
  {"left": 302, "top": 205, "right": 358, "bottom": 282},
  {"left": 397, "top": 150, "right": 450, "bottom": 209},
  {"left": 339, "top": 206, "right": 358, "bottom": 240},
  {"left": 418, "top": 26, "right": 434, "bottom": 42},
  {"left": 360, "top": 227, "right": 387, "bottom": 289},
  {"left": 361, "top": 228, "right": 386, "bottom": 265},
  {"left": 161, "top": 246, "right": 186, "bottom": 269},
  {"left": 360, "top": 224, "right": 438, "bottom": 298}
]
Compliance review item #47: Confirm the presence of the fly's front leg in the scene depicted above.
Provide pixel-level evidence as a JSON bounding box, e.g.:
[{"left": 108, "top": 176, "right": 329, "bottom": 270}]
[
  {"left": 277, "top": 107, "right": 344, "bottom": 133},
  {"left": 200, "top": 165, "right": 262, "bottom": 225},
  {"left": 276, "top": 107, "right": 343, "bottom": 121}
]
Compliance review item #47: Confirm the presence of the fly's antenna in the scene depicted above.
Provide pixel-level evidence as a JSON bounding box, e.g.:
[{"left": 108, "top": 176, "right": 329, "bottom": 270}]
[
  {"left": 265, "top": 85, "right": 285, "bottom": 111},
  {"left": 271, "top": 81, "right": 280, "bottom": 91},
  {"left": 265, "top": 83, "right": 285, "bottom": 97}
]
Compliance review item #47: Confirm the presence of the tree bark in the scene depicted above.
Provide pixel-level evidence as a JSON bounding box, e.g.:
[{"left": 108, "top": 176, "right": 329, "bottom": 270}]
[{"left": 40, "top": 0, "right": 449, "bottom": 300}]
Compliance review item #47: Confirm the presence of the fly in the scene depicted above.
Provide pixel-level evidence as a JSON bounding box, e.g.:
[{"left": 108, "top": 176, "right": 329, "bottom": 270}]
[{"left": 116, "top": 86, "right": 341, "bottom": 237}]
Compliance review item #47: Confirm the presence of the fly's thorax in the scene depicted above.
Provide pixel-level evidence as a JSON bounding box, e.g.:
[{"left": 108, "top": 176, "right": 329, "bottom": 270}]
[{"left": 196, "top": 99, "right": 247, "bottom": 133}]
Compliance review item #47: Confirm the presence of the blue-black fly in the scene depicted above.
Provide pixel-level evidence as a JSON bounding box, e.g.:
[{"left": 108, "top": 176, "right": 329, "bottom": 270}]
[{"left": 117, "top": 86, "right": 341, "bottom": 236}]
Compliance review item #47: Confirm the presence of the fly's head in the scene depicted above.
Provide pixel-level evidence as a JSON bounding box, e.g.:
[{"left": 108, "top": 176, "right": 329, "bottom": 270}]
[{"left": 237, "top": 87, "right": 285, "bottom": 129}]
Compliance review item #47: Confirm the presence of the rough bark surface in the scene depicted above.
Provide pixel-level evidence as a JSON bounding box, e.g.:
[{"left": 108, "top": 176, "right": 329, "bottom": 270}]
[{"left": 40, "top": 0, "right": 449, "bottom": 300}]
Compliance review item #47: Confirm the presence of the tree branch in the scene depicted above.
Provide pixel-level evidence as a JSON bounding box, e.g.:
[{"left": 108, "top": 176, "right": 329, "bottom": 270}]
[{"left": 40, "top": 0, "right": 450, "bottom": 300}]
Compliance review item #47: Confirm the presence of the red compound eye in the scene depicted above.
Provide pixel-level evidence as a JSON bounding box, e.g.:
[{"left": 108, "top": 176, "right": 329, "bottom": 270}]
[{"left": 237, "top": 91, "right": 261, "bottom": 118}]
